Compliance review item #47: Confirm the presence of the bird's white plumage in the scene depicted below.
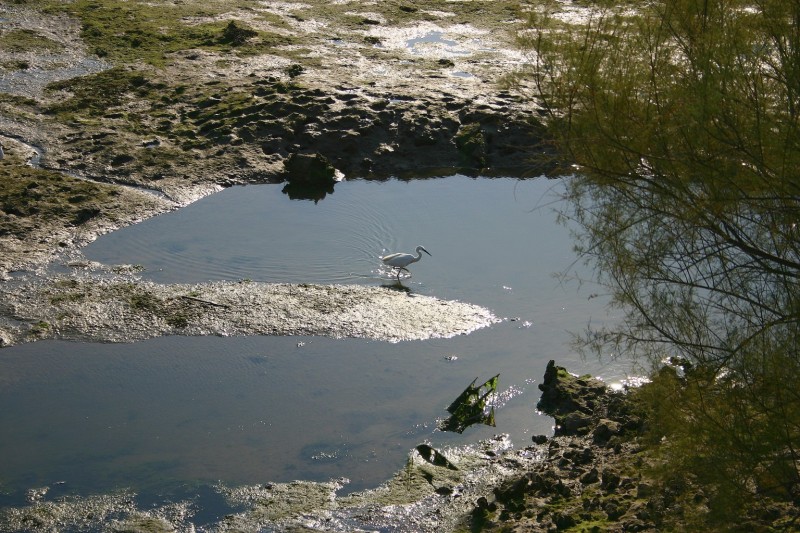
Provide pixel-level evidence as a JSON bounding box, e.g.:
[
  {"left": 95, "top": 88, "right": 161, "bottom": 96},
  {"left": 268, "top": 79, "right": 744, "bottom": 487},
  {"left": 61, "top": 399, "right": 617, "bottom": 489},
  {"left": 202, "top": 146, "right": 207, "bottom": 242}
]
[{"left": 380, "top": 245, "right": 431, "bottom": 279}]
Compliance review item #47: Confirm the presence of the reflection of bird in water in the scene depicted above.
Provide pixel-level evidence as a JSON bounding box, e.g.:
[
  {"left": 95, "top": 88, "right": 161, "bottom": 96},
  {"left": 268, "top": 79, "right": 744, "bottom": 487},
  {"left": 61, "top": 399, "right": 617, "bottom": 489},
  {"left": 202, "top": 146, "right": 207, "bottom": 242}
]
[{"left": 380, "top": 246, "right": 431, "bottom": 281}]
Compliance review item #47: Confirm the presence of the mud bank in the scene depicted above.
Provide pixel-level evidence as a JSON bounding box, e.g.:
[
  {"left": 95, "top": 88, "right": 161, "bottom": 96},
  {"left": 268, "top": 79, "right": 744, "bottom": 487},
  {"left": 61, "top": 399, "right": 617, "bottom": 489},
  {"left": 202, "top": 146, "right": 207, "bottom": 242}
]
[
  {"left": 0, "top": 273, "right": 499, "bottom": 347},
  {"left": 0, "top": 0, "right": 554, "bottom": 280},
  {"left": 0, "top": 362, "right": 585, "bottom": 532},
  {"left": 0, "top": 0, "right": 559, "bottom": 352}
]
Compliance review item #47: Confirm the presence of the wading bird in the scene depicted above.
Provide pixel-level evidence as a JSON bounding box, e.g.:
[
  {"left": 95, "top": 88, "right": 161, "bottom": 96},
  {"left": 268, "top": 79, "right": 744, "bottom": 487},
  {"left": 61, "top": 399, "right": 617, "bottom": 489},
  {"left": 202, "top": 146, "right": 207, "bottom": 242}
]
[{"left": 380, "top": 246, "right": 431, "bottom": 281}]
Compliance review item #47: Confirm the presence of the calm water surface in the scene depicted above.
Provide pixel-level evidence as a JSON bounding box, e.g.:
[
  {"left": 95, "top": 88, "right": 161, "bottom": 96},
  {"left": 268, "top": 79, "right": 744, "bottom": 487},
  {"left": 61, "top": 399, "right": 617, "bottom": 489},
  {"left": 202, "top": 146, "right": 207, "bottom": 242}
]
[{"left": 0, "top": 176, "right": 623, "bottom": 511}]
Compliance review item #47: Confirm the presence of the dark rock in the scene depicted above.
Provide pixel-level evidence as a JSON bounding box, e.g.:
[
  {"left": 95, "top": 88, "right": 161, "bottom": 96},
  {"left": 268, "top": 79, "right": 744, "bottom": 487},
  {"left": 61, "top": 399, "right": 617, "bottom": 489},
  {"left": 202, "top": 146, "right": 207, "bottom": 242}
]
[
  {"left": 555, "top": 511, "right": 577, "bottom": 529},
  {"left": 602, "top": 470, "right": 621, "bottom": 492},
  {"left": 621, "top": 518, "right": 650, "bottom": 531},
  {"left": 537, "top": 360, "right": 609, "bottom": 437},
  {"left": 636, "top": 481, "right": 655, "bottom": 498},
  {"left": 110, "top": 153, "right": 134, "bottom": 167},
  {"left": 532, "top": 434, "right": 549, "bottom": 445},
  {"left": 579, "top": 447, "right": 595, "bottom": 464},
  {"left": 604, "top": 498, "right": 626, "bottom": 520},
  {"left": 580, "top": 467, "right": 600, "bottom": 485},
  {"left": 285, "top": 64, "right": 304, "bottom": 78},
  {"left": 220, "top": 21, "right": 257, "bottom": 45},
  {"left": 584, "top": 497, "right": 602, "bottom": 514},
  {"left": 560, "top": 412, "right": 592, "bottom": 435},
  {"left": 454, "top": 122, "right": 487, "bottom": 167},
  {"left": 435, "top": 485, "right": 454, "bottom": 495},
  {"left": 281, "top": 153, "right": 340, "bottom": 202},
  {"left": 593, "top": 418, "right": 622, "bottom": 444},
  {"left": 369, "top": 99, "right": 389, "bottom": 111},
  {"left": 476, "top": 496, "right": 489, "bottom": 509},
  {"left": 629, "top": 500, "right": 652, "bottom": 520},
  {"left": 563, "top": 445, "right": 594, "bottom": 465},
  {"left": 71, "top": 207, "right": 100, "bottom": 226},
  {"left": 282, "top": 152, "right": 338, "bottom": 185}
]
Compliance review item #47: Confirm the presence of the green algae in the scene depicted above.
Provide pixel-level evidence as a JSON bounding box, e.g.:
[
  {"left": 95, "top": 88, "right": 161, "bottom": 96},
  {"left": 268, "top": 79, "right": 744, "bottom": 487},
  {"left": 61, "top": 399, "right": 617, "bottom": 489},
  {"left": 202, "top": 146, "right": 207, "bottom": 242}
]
[
  {"left": 45, "top": 68, "right": 156, "bottom": 119},
  {"left": 0, "top": 28, "right": 64, "bottom": 54},
  {"left": 0, "top": 151, "right": 122, "bottom": 239},
  {"left": 40, "top": 0, "right": 293, "bottom": 67},
  {"left": 455, "top": 123, "right": 488, "bottom": 168},
  {"left": 1, "top": 436, "right": 522, "bottom": 531},
  {"left": 0, "top": 490, "right": 137, "bottom": 533}
]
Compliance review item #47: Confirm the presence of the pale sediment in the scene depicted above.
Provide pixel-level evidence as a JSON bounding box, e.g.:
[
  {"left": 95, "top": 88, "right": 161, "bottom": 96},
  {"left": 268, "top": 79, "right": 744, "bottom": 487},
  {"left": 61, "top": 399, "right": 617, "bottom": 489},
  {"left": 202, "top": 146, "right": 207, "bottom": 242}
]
[{"left": 0, "top": 276, "right": 499, "bottom": 347}]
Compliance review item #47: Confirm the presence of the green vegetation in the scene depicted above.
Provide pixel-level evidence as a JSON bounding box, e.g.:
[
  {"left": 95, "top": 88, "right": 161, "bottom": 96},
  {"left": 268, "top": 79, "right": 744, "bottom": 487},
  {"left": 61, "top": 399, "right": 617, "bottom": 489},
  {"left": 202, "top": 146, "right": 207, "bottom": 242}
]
[
  {"left": 0, "top": 151, "right": 120, "bottom": 238},
  {"left": 454, "top": 123, "right": 488, "bottom": 168},
  {"left": 39, "top": 0, "right": 291, "bottom": 66},
  {"left": 45, "top": 67, "right": 152, "bottom": 118},
  {"left": 29, "top": 321, "right": 50, "bottom": 337},
  {"left": 24, "top": 0, "right": 521, "bottom": 69},
  {"left": 439, "top": 374, "right": 498, "bottom": 433},
  {"left": 522, "top": 0, "right": 800, "bottom": 526},
  {"left": 0, "top": 29, "right": 63, "bottom": 53},
  {"left": 128, "top": 291, "right": 161, "bottom": 313}
]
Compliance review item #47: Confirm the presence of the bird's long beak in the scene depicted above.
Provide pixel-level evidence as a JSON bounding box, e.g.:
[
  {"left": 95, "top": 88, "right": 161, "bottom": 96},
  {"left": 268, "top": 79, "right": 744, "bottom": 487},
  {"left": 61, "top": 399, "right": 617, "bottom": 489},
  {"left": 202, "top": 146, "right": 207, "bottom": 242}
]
[{"left": 422, "top": 248, "right": 431, "bottom": 256}]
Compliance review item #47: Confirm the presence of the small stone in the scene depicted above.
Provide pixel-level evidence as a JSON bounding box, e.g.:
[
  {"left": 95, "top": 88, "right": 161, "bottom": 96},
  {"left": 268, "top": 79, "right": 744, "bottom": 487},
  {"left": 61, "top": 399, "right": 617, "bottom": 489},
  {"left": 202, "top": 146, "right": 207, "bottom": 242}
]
[
  {"left": 636, "top": 481, "right": 655, "bottom": 498},
  {"left": 532, "top": 434, "right": 548, "bottom": 445},
  {"left": 602, "top": 470, "right": 621, "bottom": 492},
  {"left": 560, "top": 412, "right": 592, "bottom": 435},
  {"left": 580, "top": 467, "right": 599, "bottom": 485},
  {"left": 554, "top": 512, "right": 577, "bottom": 529},
  {"left": 593, "top": 418, "right": 622, "bottom": 443}
]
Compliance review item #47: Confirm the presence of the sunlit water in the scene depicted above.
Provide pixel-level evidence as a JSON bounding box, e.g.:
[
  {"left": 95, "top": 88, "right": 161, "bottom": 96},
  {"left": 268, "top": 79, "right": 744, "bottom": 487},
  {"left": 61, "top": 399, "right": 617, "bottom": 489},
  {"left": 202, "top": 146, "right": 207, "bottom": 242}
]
[{"left": 0, "top": 175, "right": 625, "bottom": 519}]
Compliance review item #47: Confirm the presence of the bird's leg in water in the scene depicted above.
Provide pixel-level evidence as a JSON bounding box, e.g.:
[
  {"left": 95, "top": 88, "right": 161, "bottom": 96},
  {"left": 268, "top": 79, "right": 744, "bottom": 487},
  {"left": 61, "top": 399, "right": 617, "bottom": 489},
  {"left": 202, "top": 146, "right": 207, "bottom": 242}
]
[{"left": 380, "top": 246, "right": 430, "bottom": 281}]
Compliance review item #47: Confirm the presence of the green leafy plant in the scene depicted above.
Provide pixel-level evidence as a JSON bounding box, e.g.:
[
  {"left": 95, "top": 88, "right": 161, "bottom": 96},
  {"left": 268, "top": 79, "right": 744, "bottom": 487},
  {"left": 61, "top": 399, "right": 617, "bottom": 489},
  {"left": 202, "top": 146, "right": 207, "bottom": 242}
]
[{"left": 439, "top": 374, "right": 498, "bottom": 433}]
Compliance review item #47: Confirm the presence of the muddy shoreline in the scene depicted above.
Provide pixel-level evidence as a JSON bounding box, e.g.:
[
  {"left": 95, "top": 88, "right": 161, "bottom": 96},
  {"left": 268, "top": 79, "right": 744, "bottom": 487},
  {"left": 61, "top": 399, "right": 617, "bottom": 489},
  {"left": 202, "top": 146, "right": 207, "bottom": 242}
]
[
  {"left": 0, "top": 2, "right": 581, "bottom": 531},
  {"left": 0, "top": 1, "right": 559, "bottom": 347},
  {"left": 0, "top": 361, "right": 641, "bottom": 532}
]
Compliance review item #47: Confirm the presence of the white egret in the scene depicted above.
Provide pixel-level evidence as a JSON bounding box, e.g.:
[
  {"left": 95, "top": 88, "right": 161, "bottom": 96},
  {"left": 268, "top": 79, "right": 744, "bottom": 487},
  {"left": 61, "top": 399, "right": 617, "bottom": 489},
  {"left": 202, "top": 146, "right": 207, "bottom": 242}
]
[{"left": 380, "top": 246, "right": 431, "bottom": 281}]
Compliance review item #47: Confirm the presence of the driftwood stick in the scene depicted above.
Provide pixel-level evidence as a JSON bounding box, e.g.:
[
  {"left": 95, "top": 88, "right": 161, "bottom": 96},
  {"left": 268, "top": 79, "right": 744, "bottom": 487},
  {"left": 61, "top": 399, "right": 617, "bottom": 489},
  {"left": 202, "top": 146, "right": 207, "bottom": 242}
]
[{"left": 179, "top": 295, "right": 230, "bottom": 308}]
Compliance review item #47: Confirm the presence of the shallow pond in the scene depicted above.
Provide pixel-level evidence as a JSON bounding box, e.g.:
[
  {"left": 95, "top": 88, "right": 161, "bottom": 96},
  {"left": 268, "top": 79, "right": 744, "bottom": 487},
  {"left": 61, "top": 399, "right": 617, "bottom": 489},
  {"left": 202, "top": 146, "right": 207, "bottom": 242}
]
[{"left": 0, "top": 175, "right": 623, "bottom": 521}]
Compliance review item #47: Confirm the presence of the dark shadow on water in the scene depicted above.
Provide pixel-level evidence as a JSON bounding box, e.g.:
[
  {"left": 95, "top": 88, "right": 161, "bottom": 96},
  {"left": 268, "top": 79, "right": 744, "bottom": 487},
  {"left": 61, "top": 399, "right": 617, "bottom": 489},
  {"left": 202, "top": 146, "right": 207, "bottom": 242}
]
[
  {"left": 281, "top": 181, "right": 336, "bottom": 203},
  {"left": 381, "top": 280, "right": 411, "bottom": 293}
]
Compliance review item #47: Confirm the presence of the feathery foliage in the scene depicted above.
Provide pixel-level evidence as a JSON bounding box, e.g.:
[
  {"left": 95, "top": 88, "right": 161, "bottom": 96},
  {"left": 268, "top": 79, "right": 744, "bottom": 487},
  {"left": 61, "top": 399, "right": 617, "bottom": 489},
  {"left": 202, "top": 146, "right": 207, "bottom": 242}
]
[{"left": 522, "top": 0, "right": 800, "bottom": 524}]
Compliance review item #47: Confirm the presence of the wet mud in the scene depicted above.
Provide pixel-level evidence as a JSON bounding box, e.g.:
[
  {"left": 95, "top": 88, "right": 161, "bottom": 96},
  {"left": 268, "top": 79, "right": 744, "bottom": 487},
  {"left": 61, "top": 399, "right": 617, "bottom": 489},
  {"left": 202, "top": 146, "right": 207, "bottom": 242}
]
[
  {"left": 0, "top": 2, "right": 596, "bottom": 531},
  {"left": 0, "top": 273, "right": 499, "bottom": 347},
  {"left": 0, "top": 434, "right": 541, "bottom": 532},
  {"left": 0, "top": 0, "right": 559, "bottom": 345}
]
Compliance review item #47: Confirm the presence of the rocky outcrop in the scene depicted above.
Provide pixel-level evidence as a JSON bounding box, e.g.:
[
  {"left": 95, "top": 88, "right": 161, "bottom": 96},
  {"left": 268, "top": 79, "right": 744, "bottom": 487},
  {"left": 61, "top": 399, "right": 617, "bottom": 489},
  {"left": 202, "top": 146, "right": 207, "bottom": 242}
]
[
  {"left": 43, "top": 75, "right": 555, "bottom": 198},
  {"left": 471, "top": 360, "right": 654, "bottom": 532},
  {"left": 281, "top": 152, "right": 341, "bottom": 201}
]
